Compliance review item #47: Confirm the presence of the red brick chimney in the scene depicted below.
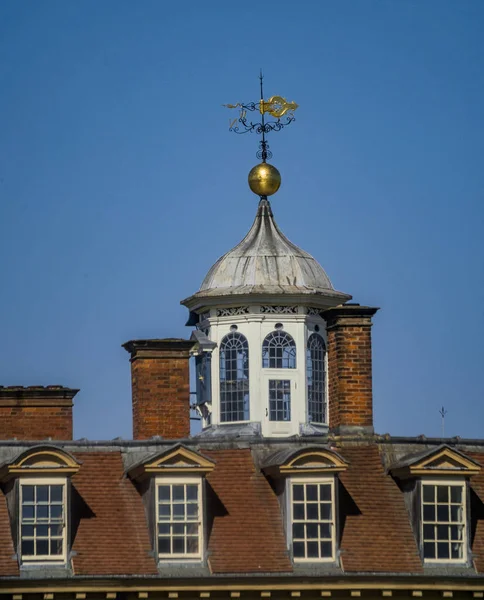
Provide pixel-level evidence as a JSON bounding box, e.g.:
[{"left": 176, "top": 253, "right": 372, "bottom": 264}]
[
  {"left": 122, "top": 339, "right": 194, "bottom": 440},
  {"left": 323, "top": 305, "right": 379, "bottom": 435},
  {"left": 0, "top": 386, "right": 78, "bottom": 440}
]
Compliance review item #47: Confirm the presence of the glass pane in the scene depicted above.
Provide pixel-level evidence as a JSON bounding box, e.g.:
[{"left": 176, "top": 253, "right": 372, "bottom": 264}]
[
  {"left": 307, "top": 542, "right": 318, "bottom": 558},
  {"left": 306, "top": 485, "right": 318, "bottom": 501},
  {"left": 22, "top": 505, "right": 34, "bottom": 520},
  {"left": 159, "top": 504, "right": 171, "bottom": 518},
  {"left": 319, "top": 485, "right": 331, "bottom": 501},
  {"left": 173, "top": 504, "right": 185, "bottom": 520},
  {"left": 173, "top": 523, "right": 185, "bottom": 535},
  {"left": 21, "top": 525, "right": 34, "bottom": 538},
  {"left": 158, "top": 537, "right": 170, "bottom": 554},
  {"left": 450, "top": 525, "right": 462, "bottom": 541},
  {"left": 451, "top": 505, "right": 462, "bottom": 523},
  {"left": 173, "top": 486, "right": 184, "bottom": 501},
  {"left": 187, "top": 536, "right": 199, "bottom": 554},
  {"left": 437, "top": 505, "right": 449, "bottom": 522},
  {"left": 450, "top": 486, "right": 462, "bottom": 503},
  {"left": 50, "top": 523, "right": 64, "bottom": 536},
  {"left": 21, "top": 539, "right": 34, "bottom": 556},
  {"left": 293, "top": 503, "right": 304, "bottom": 520},
  {"left": 22, "top": 486, "right": 34, "bottom": 503},
  {"left": 36, "top": 539, "right": 49, "bottom": 555},
  {"left": 293, "top": 523, "right": 304, "bottom": 539},
  {"left": 437, "top": 525, "right": 449, "bottom": 541},
  {"left": 306, "top": 523, "right": 318, "bottom": 539},
  {"left": 186, "top": 504, "right": 198, "bottom": 518},
  {"left": 37, "top": 486, "right": 49, "bottom": 503},
  {"left": 320, "top": 503, "right": 332, "bottom": 520},
  {"left": 423, "top": 485, "right": 435, "bottom": 503},
  {"left": 186, "top": 485, "right": 198, "bottom": 501},
  {"left": 37, "top": 525, "right": 49, "bottom": 537},
  {"left": 37, "top": 505, "right": 49, "bottom": 520},
  {"left": 451, "top": 542, "right": 463, "bottom": 559},
  {"left": 158, "top": 486, "right": 170, "bottom": 501},
  {"left": 320, "top": 523, "right": 331, "bottom": 539},
  {"left": 51, "top": 486, "right": 63, "bottom": 503},
  {"left": 50, "top": 539, "right": 63, "bottom": 555},
  {"left": 187, "top": 523, "right": 199, "bottom": 535},
  {"left": 437, "top": 486, "right": 449, "bottom": 503},
  {"left": 321, "top": 541, "right": 332, "bottom": 558},
  {"left": 158, "top": 524, "right": 170, "bottom": 535},
  {"left": 423, "top": 505, "right": 435, "bottom": 521},
  {"left": 307, "top": 503, "right": 318, "bottom": 520},
  {"left": 423, "top": 524, "right": 435, "bottom": 540},
  {"left": 293, "top": 485, "right": 304, "bottom": 501},
  {"left": 437, "top": 542, "right": 450, "bottom": 559},
  {"left": 293, "top": 541, "right": 305, "bottom": 558},
  {"left": 423, "top": 542, "right": 435, "bottom": 558},
  {"left": 50, "top": 505, "right": 63, "bottom": 520},
  {"left": 173, "top": 537, "right": 185, "bottom": 554}
]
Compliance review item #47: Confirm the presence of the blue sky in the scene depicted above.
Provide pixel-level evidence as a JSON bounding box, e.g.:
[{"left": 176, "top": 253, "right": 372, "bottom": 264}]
[{"left": 0, "top": 0, "right": 483, "bottom": 440}]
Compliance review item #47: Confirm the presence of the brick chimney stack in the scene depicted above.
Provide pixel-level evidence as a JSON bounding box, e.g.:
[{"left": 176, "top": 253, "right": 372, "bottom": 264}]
[
  {"left": 323, "top": 305, "right": 379, "bottom": 435},
  {"left": 122, "top": 339, "right": 194, "bottom": 440},
  {"left": 0, "top": 386, "right": 78, "bottom": 440}
]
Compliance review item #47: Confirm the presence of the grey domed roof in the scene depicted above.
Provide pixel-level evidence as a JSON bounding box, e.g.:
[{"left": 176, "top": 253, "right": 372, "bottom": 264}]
[{"left": 181, "top": 199, "right": 351, "bottom": 310}]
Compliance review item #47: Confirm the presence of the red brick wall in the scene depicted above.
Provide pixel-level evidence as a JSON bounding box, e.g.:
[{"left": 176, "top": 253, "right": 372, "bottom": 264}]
[
  {"left": 0, "top": 387, "right": 77, "bottom": 440},
  {"left": 123, "top": 340, "right": 193, "bottom": 440},
  {"left": 324, "top": 306, "right": 378, "bottom": 432}
]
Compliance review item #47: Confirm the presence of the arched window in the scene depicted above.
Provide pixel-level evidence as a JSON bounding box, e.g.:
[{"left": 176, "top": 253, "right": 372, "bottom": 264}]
[
  {"left": 262, "top": 331, "right": 297, "bottom": 369},
  {"left": 219, "top": 333, "right": 249, "bottom": 422},
  {"left": 306, "top": 333, "right": 326, "bottom": 424}
]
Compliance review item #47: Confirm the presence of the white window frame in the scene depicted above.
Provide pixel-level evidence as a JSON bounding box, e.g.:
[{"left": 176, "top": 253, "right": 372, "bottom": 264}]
[
  {"left": 18, "top": 477, "right": 67, "bottom": 563},
  {"left": 155, "top": 476, "right": 203, "bottom": 561},
  {"left": 288, "top": 476, "right": 336, "bottom": 563},
  {"left": 420, "top": 478, "right": 467, "bottom": 564}
]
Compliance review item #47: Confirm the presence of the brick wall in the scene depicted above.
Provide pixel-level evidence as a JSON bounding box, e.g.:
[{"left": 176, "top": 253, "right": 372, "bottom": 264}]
[
  {"left": 323, "top": 305, "right": 378, "bottom": 434},
  {"left": 0, "top": 386, "right": 78, "bottom": 440},
  {"left": 122, "top": 339, "right": 193, "bottom": 440}
]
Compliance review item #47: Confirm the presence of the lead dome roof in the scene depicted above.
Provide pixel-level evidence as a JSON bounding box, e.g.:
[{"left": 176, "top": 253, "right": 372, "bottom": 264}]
[{"left": 181, "top": 198, "right": 350, "bottom": 311}]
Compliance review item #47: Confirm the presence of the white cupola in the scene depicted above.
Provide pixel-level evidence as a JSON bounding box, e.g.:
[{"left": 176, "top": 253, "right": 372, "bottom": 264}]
[{"left": 181, "top": 198, "right": 351, "bottom": 438}]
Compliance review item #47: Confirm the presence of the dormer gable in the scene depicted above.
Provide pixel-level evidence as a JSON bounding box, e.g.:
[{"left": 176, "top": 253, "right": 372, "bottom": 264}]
[
  {"left": 127, "top": 444, "right": 216, "bottom": 482},
  {"left": 0, "top": 445, "right": 80, "bottom": 481},
  {"left": 262, "top": 446, "right": 348, "bottom": 477},
  {"left": 389, "top": 444, "right": 481, "bottom": 479}
]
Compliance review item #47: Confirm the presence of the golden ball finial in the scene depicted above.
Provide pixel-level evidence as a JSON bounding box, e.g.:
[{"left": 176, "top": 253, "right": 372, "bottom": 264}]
[{"left": 248, "top": 162, "right": 281, "bottom": 197}]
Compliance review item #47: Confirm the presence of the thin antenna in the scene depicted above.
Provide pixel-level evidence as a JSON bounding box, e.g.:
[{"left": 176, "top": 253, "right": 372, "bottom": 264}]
[{"left": 439, "top": 406, "right": 448, "bottom": 438}]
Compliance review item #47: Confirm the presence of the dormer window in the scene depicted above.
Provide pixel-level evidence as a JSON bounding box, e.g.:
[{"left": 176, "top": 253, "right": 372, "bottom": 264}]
[
  {"left": 127, "top": 444, "right": 215, "bottom": 564},
  {"left": 262, "top": 447, "right": 348, "bottom": 564},
  {"left": 19, "top": 479, "right": 66, "bottom": 561},
  {"left": 389, "top": 444, "right": 481, "bottom": 566},
  {"left": 421, "top": 481, "right": 466, "bottom": 562},
  {"left": 156, "top": 478, "right": 202, "bottom": 559}
]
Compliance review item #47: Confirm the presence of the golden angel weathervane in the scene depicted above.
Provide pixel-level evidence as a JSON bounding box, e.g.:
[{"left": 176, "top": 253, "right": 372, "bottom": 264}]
[{"left": 224, "top": 72, "right": 299, "bottom": 199}]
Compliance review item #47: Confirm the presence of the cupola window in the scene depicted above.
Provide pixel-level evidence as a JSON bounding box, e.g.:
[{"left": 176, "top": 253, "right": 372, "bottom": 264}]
[
  {"left": 262, "top": 331, "right": 296, "bottom": 369},
  {"left": 219, "top": 332, "right": 250, "bottom": 422},
  {"left": 306, "top": 334, "right": 327, "bottom": 424}
]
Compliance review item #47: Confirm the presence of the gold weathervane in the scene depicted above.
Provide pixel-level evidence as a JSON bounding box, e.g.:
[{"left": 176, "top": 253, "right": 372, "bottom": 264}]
[{"left": 223, "top": 73, "right": 299, "bottom": 199}]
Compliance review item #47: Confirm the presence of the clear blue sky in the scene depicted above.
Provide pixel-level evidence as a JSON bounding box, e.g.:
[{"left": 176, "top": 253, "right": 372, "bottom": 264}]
[{"left": 0, "top": 1, "right": 483, "bottom": 440}]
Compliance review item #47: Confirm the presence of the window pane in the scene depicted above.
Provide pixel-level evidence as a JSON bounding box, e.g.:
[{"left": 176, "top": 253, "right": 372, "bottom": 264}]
[
  {"left": 36, "top": 539, "right": 49, "bottom": 556},
  {"left": 319, "top": 485, "right": 331, "bottom": 501},
  {"left": 220, "top": 332, "right": 250, "bottom": 422},
  {"left": 423, "top": 542, "right": 436, "bottom": 559},
  {"left": 173, "top": 523, "right": 185, "bottom": 535},
  {"left": 22, "top": 486, "right": 34, "bottom": 503},
  {"left": 423, "top": 524, "right": 435, "bottom": 540},
  {"left": 187, "top": 537, "right": 199, "bottom": 554},
  {"left": 293, "top": 503, "right": 305, "bottom": 520},
  {"left": 437, "top": 486, "right": 449, "bottom": 503},
  {"left": 437, "top": 525, "right": 449, "bottom": 541},
  {"left": 320, "top": 523, "right": 331, "bottom": 539},
  {"left": 423, "top": 485, "right": 435, "bottom": 503},
  {"left": 50, "top": 505, "right": 63, "bottom": 520},
  {"left": 293, "top": 542, "right": 305, "bottom": 558},
  {"left": 186, "top": 503, "right": 198, "bottom": 518},
  {"left": 173, "top": 504, "right": 185, "bottom": 520},
  {"left": 307, "top": 485, "right": 318, "bottom": 501},
  {"left": 321, "top": 542, "right": 332, "bottom": 558},
  {"left": 37, "top": 505, "right": 49, "bottom": 520},
  {"left": 423, "top": 505, "right": 435, "bottom": 521},
  {"left": 21, "top": 525, "right": 34, "bottom": 538},
  {"left": 450, "top": 486, "right": 462, "bottom": 503},
  {"left": 50, "top": 539, "right": 63, "bottom": 556},
  {"left": 187, "top": 523, "right": 199, "bottom": 536},
  {"left": 173, "top": 537, "right": 185, "bottom": 554},
  {"left": 437, "top": 505, "right": 449, "bottom": 522},
  {"left": 293, "top": 485, "right": 304, "bottom": 501},
  {"left": 51, "top": 486, "right": 63, "bottom": 503},
  {"left": 450, "top": 505, "right": 462, "bottom": 523},
  {"left": 320, "top": 503, "right": 332, "bottom": 520},
  {"left": 22, "top": 505, "right": 34, "bottom": 520},
  {"left": 450, "top": 525, "right": 462, "bottom": 541},
  {"left": 451, "top": 542, "right": 463, "bottom": 559},
  {"left": 437, "top": 542, "right": 450, "bottom": 559},
  {"left": 158, "top": 486, "right": 170, "bottom": 501},
  {"left": 173, "top": 486, "right": 184, "bottom": 501},
  {"left": 306, "top": 523, "right": 318, "bottom": 539},
  {"left": 158, "top": 524, "right": 170, "bottom": 535},
  {"left": 37, "top": 486, "right": 49, "bottom": 503},
  {"left": 158, "top": 537, "right": 170, "bottom": 554},
  {"left": 186, "top": 485, "right": 198, "bottom": 501},
  {"left": 307, "top": 504, "right": 318, "bottom": 520},
  {"left": 307, "top": 542, "right": 318, "bottom": 558},
  {"left": 37, "top": 525, "right": 49, "bottom": 537},
  {"left": 159, "top": 504, "right": 171, "bottom": 518},
  {"left": 21, "top": 539, "right": 34, "bottom": 556},
  {"left": 293, "top": 523, "right": 304, "bottom": 539}
]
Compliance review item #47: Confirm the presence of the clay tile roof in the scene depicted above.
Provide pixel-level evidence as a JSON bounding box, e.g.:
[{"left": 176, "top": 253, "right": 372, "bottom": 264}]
[
  {"left": 338, "top": 445, "right": 423, "bottom": 573},
  {"left": 0, "top": 491, "right": 18, "bottom": 576},
  {"left": 204, "top": 448, "right": 292, "bottom": 574}
]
